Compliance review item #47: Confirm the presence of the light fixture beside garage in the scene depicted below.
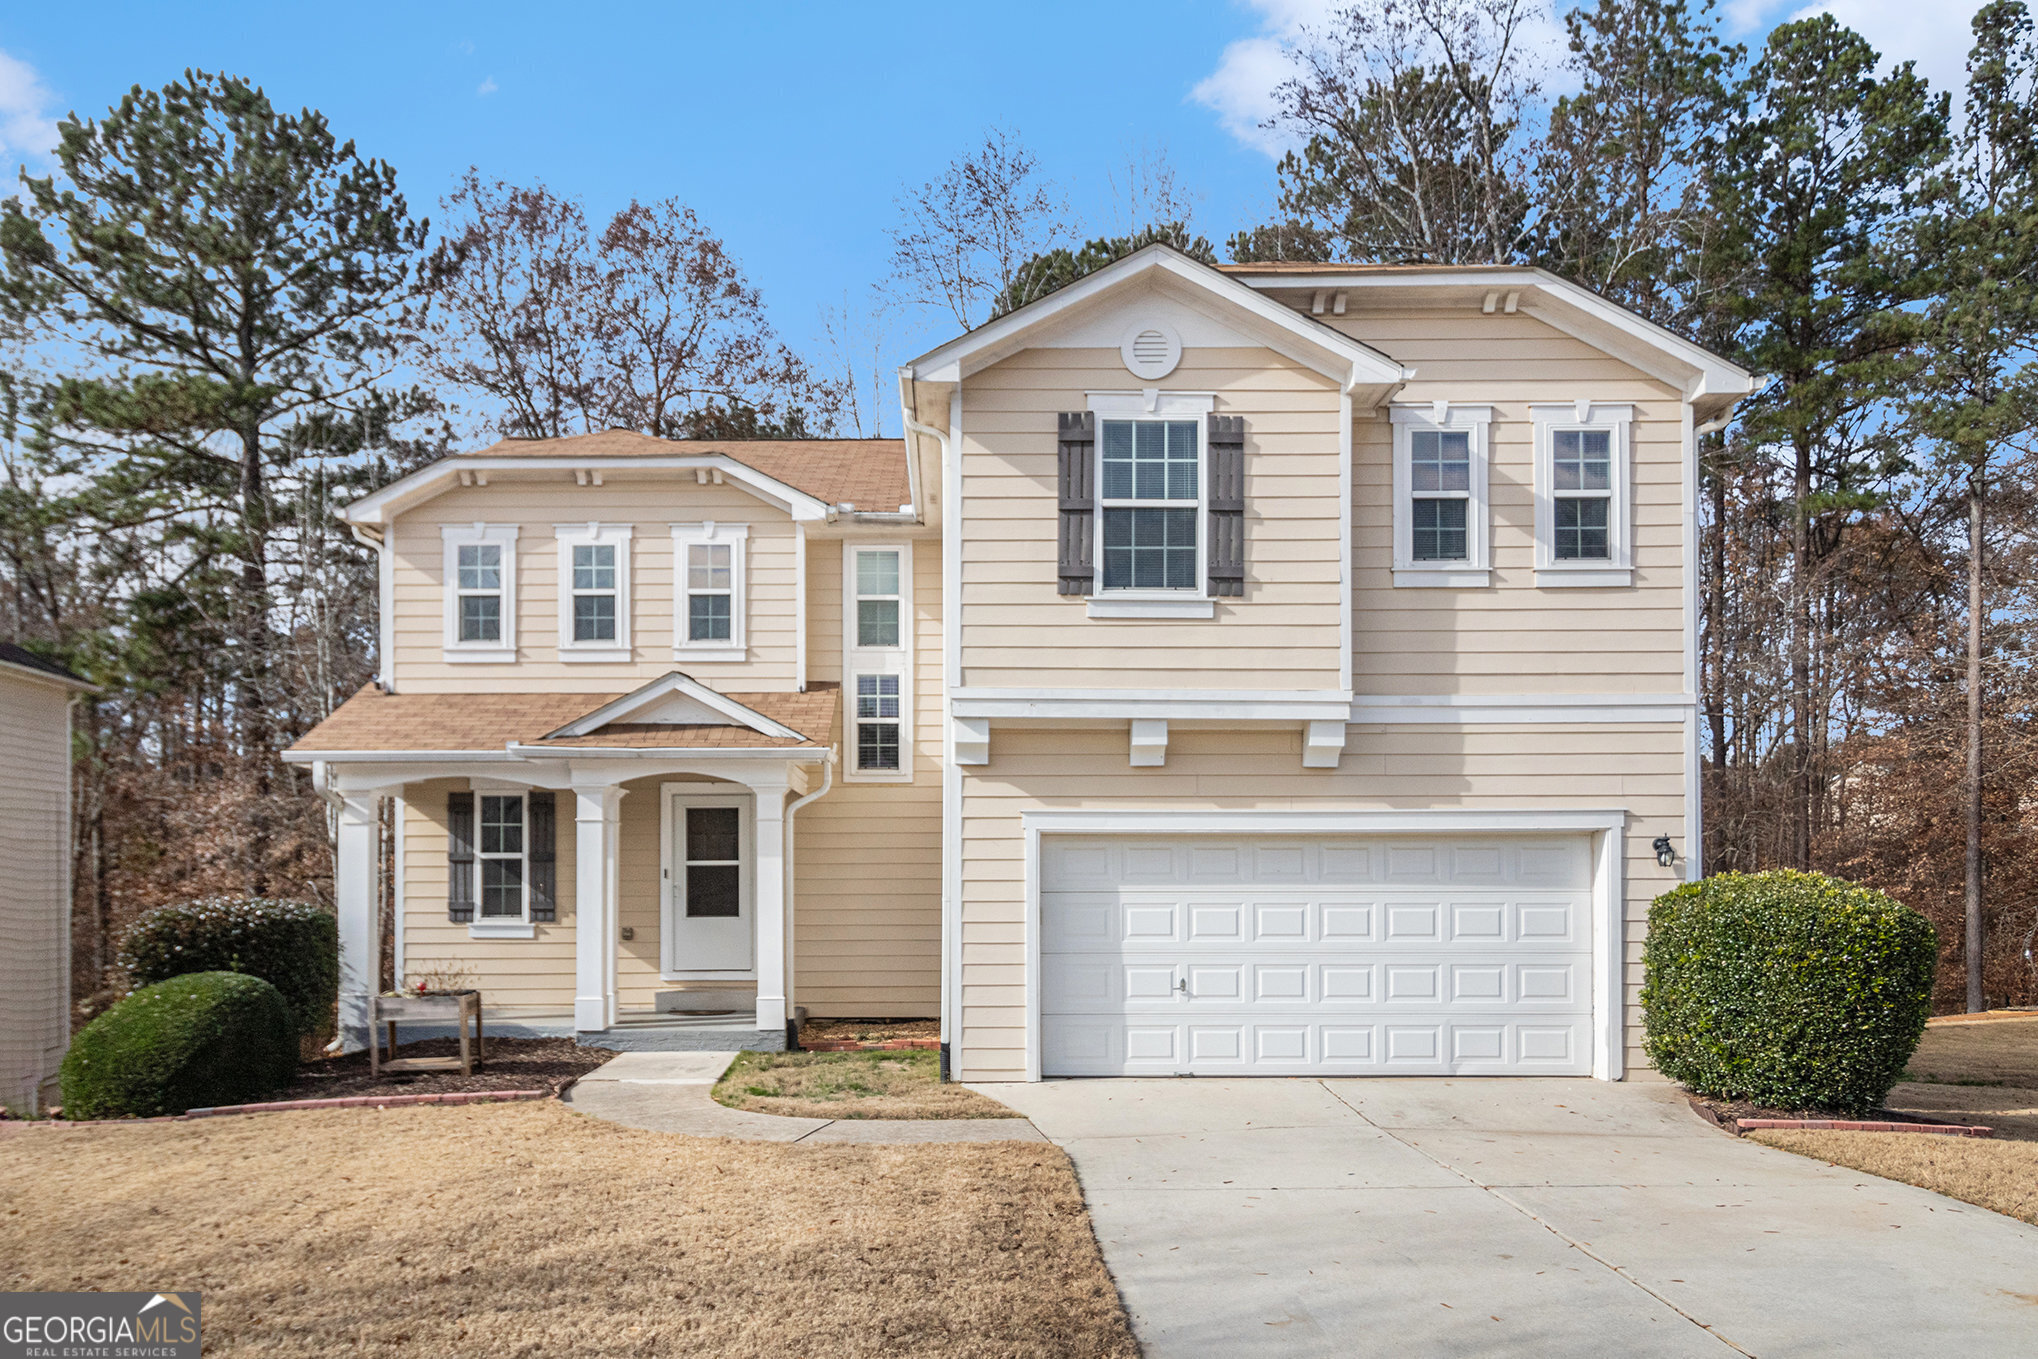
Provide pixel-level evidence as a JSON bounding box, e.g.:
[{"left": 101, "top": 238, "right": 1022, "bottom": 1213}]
[{"left": 1653, "top": 834, "right": 1676, "bottom": 867}]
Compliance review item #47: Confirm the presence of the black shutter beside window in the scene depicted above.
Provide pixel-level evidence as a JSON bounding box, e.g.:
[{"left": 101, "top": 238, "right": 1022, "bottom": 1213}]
[
  {"left": 1207, "top": 413, "right": 1246, "bottom": 597},
  {"left": 1057, "top": 411, "right": 1096, "bottom": 596},
  {"left": 528, "top": 791, "right": 557, "bottom": 923},
  {"left": 447, "top": 791, "right": 476, "bottom": 923}
]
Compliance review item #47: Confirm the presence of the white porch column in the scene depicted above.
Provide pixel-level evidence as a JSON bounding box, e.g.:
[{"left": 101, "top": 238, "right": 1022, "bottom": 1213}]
[
  {"left": 334, "top": 793, "right": 380, "bottom": 1053},
  {"left": 573, "top": 784, "right": 625, "bottom": 1032},
  {"left": 749, "top": 773, "right": 791, "bottom": 1035}
]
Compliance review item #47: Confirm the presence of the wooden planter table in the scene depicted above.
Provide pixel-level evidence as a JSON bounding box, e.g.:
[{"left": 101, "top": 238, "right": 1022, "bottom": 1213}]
[{"left": 369, "top": 991, "right": 483, "bottom": 1077}]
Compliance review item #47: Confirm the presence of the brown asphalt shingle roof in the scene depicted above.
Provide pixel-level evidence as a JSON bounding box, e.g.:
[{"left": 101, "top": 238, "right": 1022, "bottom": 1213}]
[
  {"left": 466, "top": 431, "right": 911, "bottom": 511},
  {"left": 290, "top": 683, "right": 837, "bottom": 754}
]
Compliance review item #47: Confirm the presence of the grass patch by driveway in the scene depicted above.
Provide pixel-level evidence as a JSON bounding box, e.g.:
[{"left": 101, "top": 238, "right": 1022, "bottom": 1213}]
[
  {"left": 1750, "top": 1014, "right": 2038, "bottom": 1225},
  {"left": 715, "top": 1050, "right": 1020, "bottom": 1120},
  {"left": 0, "top": 1101, "right": 1134, "bottom": 1358}
]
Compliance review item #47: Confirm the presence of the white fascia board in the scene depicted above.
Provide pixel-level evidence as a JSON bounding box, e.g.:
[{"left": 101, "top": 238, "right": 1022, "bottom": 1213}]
[
  {"left": 342, "top": 454, "right": 833, "bottom": 527},
  {"left": 0, "top": 658, "right": 98, "bottom": 693},
  {"left": 1349, "top": 692, "right": 1697, "bottom": 724},
  {"left": 951, "top": 688, "right": 1353, "bottom": 722},
  {"left": 1233, "top": 266, "right": 1755, "bottom": 402},
  {"left": 544, "top": 671, "right": 806, "bottom": 740},
  {"left": 904, "top": 245, "right": 1406, "bottom": 393},
  {"left": 506, "top": 743, "right": 823, "bottom": 759},
  {"left": 1022, "top": 808, "right": 1629, "bottom": 835},
  {"left": 282, "top": 748, "right": 519, "bottom": 764}
]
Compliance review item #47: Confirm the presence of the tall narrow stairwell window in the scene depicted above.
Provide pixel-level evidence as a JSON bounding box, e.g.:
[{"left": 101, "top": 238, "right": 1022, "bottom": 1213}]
[{"left": 842, "top": 540, "right": 912, "bottom": 782}]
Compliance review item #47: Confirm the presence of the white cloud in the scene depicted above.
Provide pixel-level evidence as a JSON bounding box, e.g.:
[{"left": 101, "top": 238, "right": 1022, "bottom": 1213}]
[
  {"left": 1785, "top": 0, "right": 1982, "bottom": 101},
  {"left": 476, "top": 77, "right": 498, "bottom": 97},
  {"left": 1191, "top": 0, "right": 1339, "bottom": 156},
  {"left": 0, "top": 48, "right": 58, "bottom": 168}
]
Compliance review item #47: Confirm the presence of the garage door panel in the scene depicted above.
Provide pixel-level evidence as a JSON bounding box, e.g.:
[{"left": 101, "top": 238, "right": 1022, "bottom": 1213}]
[{"left": 1040, "top": 834, "right": 1595, "bottom": 1077}]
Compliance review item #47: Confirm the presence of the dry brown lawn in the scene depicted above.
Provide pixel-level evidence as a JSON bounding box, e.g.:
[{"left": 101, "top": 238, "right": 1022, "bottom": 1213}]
[
  {"left": 715, "top": 1051, "right": 1020, "bottom": 1121},
  {"left": 1752, "top": 1015, "right": 2038, "bottom": 1226},
  {"left": 1747, "top": 1130, "right": 2038, "bottom": 1226},
  {"left": 0, "top": 1101, "right": 1136, "bottom": 1359}
]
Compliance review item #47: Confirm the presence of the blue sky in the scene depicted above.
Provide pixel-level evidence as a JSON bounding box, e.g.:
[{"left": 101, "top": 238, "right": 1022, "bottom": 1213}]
[{"left": 0, "top": 0, "right": 1983, "bottom": 409}]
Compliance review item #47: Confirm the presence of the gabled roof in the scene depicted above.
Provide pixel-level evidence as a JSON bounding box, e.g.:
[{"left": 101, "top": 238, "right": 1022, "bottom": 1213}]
[
  {"left": 542, "top": 672, "right": 806, "bottom": 741},
  {"left": 343, "top": 433, "right": 910, "bottom": 527},
  {"left": 0, "top": 642, "right": 95, "bottom": 692},
  {"left": 904, "top": 243, "right": 1408, "bottom": 397},
  {"left": 285, "top": 682, "right": 837, "bottom": 759}
]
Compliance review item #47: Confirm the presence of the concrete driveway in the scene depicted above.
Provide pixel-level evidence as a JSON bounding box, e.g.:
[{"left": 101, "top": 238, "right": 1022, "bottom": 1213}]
[{"left": 974, "top": 1077, "right": 2038, "bottom": 1358}]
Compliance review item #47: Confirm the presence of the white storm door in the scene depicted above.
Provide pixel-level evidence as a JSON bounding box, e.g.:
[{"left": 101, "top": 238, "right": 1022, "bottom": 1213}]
[
  {"left": 661, "top": 791, "right": 754, "bottom": 976},
  {"left": 1039, "top": 834, "right": 1595, "bottom": 1077}
]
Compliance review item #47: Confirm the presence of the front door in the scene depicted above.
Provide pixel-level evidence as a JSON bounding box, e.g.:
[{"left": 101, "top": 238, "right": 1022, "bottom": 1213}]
[{"left": 661, "top": 789, "right": 753, "bottom": 976}]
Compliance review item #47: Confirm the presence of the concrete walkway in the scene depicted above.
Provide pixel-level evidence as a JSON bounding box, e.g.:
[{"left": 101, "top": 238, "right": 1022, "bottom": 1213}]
[
  {"left": 561, "top": 1051, "right": 1044, "bottom": 1143},
  {"left": 974, "top": 1076, "right": 2038, "bottom": 1359}
]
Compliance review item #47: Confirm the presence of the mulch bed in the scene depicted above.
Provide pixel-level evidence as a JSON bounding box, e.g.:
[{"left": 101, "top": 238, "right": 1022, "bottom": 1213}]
[
  {"left": 798, "top": 1018, "right": 941, "bottom": 1051},
  {"left": 285, "top": 1036, "right": 613, "bottom": 1101},
  {"left": 1686, "top": 1093, "right": 1991, "bottom": 1137}
]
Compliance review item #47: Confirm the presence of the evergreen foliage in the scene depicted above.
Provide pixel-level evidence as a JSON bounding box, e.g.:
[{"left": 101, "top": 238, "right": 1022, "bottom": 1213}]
[
  {"left": 59, "top": 971, "right": 298, "bottom": 1119},
  {"left": 120, "top": 897, "right": 337, "bottom": 1037}
]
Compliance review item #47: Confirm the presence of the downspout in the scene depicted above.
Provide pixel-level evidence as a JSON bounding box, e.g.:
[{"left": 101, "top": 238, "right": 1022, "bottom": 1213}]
[
  {"left": 310, "top": 759, "right": 351, "bottom": 1056},
  {"left": 900, "top": 379, "right": 960, "bottom": 1080},
  {"left": 782, "top": 753, "right": 836, "bottom": 1050}
]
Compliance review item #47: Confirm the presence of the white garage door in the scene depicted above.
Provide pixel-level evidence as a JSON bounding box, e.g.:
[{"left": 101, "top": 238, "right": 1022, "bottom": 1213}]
[{"left": 1040, "top": 834, "right": 1595, "bottom": 1076}]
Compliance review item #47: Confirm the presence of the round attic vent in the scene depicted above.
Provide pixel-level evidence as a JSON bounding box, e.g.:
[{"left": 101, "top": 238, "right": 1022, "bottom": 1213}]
[{"left": 1120, "top": 321, "right": 1182, "bottom": 380}]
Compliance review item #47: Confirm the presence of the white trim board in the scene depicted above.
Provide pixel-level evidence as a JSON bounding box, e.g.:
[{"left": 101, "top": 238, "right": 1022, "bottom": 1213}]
[
  {"left": 1016, "top": 807, "right": 1630, "bottom": 1083},
  {"left": 344, "top": 453, "right": 836, "bottom": 527}
]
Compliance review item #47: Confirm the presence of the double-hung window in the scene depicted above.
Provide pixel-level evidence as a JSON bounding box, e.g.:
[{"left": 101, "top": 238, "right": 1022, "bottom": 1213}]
[
  {"left": 555, "top": 523, "right": 632, "bottom": 660},
  {"left": 1099, "top": 419, "right": 1201, "bottom": 591},
  {"left": 843, "top": 542, "right": 912, "bottom": 781},
  {"left": 1390, "top": 405, "right": 1491, "bottom": 587},
  {"left": 441, "top": 524, "right": 518, "bottom": 661},
  {"left": 670, "top": 522, "right": 748, "bottom": 661},
  {"left": 1533, "top": 403, "right": 1633, "bottom": 587},
  {"left": 477, "top": 793, "right": 526, "bottom": 920}
]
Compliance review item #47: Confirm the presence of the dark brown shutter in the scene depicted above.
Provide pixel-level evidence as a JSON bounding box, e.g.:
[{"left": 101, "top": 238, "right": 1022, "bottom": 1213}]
[
  {"left": 1207, "top": 413, "right": 1246, "bottom": 597},
  {"left": 1057, "top": 411, "right": 1096, "bottom": 596},
  {"left": 528, "top": 791, "right": 557, "bottom": 923},
  {"left": 447, "top": 791, "right": 476, "bottom": 923}
]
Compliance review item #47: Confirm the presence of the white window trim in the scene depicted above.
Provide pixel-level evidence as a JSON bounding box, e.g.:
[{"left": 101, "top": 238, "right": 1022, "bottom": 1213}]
[
  {"left": 1533, "top": 402, "right": 1635, "bottom": 588},
  {"left": 470, "top": 788, "right": 533, "bottom": 938},
  {"left": 441, "top": 523, "right": 518, "bottom": 664},
  {"left": 1391, "top": 403, "right": 1492, "bottom": 588},
  {"left": 670, "top": 522, "right": 749, "bottom": 662},
  {"left": 1088, "top": 395, "right": 1214, "bottom": 619},
  {"left": 843, "top": 540, "right": 913, "bottom": 783},
  {"left": 554, "top": 522, "right": 633, "bottom": 663}
]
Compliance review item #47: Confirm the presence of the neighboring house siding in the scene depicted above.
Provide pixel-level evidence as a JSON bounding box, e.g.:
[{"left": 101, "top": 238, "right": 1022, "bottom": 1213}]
[
  {"left": 952, "top": 723, "right": 1685, "bottom": 1082},
  {"left": 1338, "top": 307, "right": 1688, "bottom": 696},
  {"left": 958, "top": 346, "right": 1347, "bottom": 692},
  {"left": 793, "top": 535, "right": 943, "bottom": 1016},
  {"left": 389, "top": 481, "right": 802, "bottom": 694},
  {"left": 0, "top": 674, "right": 73, "bottom": 1114}
]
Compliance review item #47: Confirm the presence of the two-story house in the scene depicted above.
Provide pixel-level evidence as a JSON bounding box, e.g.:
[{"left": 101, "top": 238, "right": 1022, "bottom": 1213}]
[{"left": 288, "top": 244, "right": 1755, "bottom": 1082}]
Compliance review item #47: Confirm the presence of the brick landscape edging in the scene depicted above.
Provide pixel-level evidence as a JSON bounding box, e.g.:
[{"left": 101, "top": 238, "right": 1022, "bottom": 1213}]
[
  {"left": 1737, "top": 1116, "right": 1994, "bottom": 1138},
  {"left": 4, "top": 1088, "right": 554, "bottom": 1127}
]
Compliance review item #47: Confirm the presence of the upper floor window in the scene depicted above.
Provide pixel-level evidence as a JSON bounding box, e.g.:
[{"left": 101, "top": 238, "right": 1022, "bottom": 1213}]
[
  {"left": 441, "top": 523, "right": 518, "bottom": 663},
  {"left": 1099, "top": 419, "right": 1200, "bottom": 591},
  {"left": 670, "top": 522, "right": 748, "bottom": 661},
  {"left": 555, "top": 523, "right": 632, "bottom": 661},
  {"left": 1391, "top": 404, "right": 1491, "bottom": 589},
  {"left": 843, "top": 540, "right": 912, "bottom": 782},
  {"left": 1532, "top": 403, "right": 1633, "bottom": 588},
  {"left": 856, "top": 548, "right": 902, "bottom": 646}
]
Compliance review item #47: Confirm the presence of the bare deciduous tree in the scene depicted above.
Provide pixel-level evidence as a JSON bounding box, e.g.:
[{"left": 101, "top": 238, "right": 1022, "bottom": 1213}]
[{"left": 885, "top": 127, "right": 1068, "bottom": 329}]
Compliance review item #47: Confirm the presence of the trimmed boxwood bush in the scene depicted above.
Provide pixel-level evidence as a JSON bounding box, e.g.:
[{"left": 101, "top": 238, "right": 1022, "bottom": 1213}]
[
  {"left": 120, "top": 897, "right": 337, "bottom": 1037},
  {"left": 60, "top": 972, "right": 298, "bottom": 1119},
  {"left": 1642, "top": 870, "right": 1936, "bottom": 1115}
]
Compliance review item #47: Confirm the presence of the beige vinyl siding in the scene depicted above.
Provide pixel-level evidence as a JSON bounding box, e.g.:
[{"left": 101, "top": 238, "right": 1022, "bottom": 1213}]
[
  {"left": 1336, "top": 307, "right": 1689, "bottom": 696},
  {"left": 958, "top": 346, "right": 1346, "bottom": 691},
  {"left": 0, "top": 673, "right": 72, "bottom": 1114},
  {"left": 952, "top": 724, "right": 1685, "bottom": 1081},
  {"left": 389, "top": 480, "right": 800, "bottom": 694},
  {"left": 792, "top": 534, "right": 943, "bottom": 1017}
]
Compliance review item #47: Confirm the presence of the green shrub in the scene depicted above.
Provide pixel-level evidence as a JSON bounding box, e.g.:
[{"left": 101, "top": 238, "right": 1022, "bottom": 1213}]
[
  {"left": 60, "top": 972, "right": 298, "bottom": 1119},
  {"left": 1642, "top": 870, "right": 1937, "bottom": 1115},
  {"left": 120, "top": 897, "right": 337, "bottom": 1037}
]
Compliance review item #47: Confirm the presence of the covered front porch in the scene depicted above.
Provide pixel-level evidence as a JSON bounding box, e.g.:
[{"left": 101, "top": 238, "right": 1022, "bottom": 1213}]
[{"left": 286, "top": 675, "right": 838, "bottom": 1053}]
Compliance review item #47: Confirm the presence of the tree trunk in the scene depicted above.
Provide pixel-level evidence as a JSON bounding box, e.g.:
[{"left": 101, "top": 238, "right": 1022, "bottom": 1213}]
[
  {"left": 237, "top": 422, "right": 273, "bottom": 897},
  {"left": 1789, "top": 432, "right": 1814, "bottom": 870},
  {"left": 1966, "top": 479, "right": 1985, "bottom": 1013}
]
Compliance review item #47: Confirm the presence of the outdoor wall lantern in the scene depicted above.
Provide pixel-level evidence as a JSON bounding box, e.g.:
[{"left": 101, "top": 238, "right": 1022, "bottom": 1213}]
[{"left": 1652, "top": 834, "right": 1676, "bottom": 867}]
